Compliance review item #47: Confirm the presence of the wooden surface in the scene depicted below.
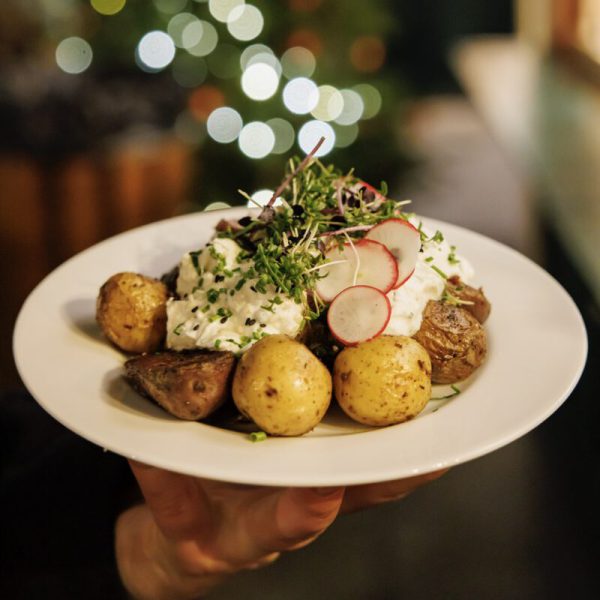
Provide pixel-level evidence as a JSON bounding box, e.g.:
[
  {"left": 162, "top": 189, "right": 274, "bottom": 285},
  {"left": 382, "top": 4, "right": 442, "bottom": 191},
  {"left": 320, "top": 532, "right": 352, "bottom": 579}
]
[{"left": 0, "top": 135, "right": 193, "bottom": 388}]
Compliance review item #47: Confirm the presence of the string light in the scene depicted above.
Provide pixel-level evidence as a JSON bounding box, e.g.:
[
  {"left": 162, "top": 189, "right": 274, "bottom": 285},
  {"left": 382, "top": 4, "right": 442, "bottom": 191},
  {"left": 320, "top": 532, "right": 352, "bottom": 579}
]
[
  {"left": 226, "top": 4, "right": 264, "bottom": 41},
  {"left": 282, "top": 77, "right": 318, "bottom": 114},
  {"left": 207, "top": 106, "right": 243, "bottom": 143},
  {"left": 205, "top": 201, "right": 232, "bottom": 211},
  {"left": 238, "top": 122, "right": 275, "bottom": 159},
  {"left": 185, "top": 20, "right": 219, "bottom": 57},
  {"left": 209, "top": 0, "right": 244, "bottom": 22},
  {"left": 56, "top": 37, "right": 93, "bottom": 74},
  {"left": 333, "top": 123, "right": 359, "bottom": 147},
  {"left": 281, "top": 46, "right": 316, "bottom": 78},
  {"left": 153, "top": 0, "right": 188, "bottom": 15},
  {"left": 248, "top": 189, "right": 283, "bottom": 207},
  {"left": 334, "top": 89, "right": 364, "bottom": 125},
  {"left": 310, "top": 85, "right": 343, "bottom": 122},
  {"left": 353, "top": 83, "right": 382, "bottom": 119},
  {"left": 240, "top": 44, "right": 273, "bottom": 70},
  {"left": 298, "top": 120, "right": 335, "bottom": 156},
  {"left": 241, "top": 62, "right": 279, "bottom": 100},
  {"left": 91, "top": 0, "right": 126, "bottom": 16},
  {"left": 136, "top": 31, "right": 176, "bottom": 71},
  {"left": 267, "top": 118, "right": 295, "bottom": 154}
]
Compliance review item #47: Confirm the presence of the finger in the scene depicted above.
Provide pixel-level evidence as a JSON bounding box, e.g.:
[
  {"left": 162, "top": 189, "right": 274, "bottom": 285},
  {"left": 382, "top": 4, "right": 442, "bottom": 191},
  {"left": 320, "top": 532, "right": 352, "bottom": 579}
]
[
  {"left": 246, "top": 487, "right": 345, "bottom": 554},
  {"left": 128, "top": 460, "right": 212, "bottom": 540},
  {"left": 341, "top": 469, "right": 448, "bottom": 514}
]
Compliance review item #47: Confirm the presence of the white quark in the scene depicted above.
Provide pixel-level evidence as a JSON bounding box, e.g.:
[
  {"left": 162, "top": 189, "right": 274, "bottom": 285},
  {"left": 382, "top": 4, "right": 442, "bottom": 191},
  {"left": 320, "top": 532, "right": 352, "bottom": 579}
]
[
  {"left": 166, "top": 238, "right": 304, "bottom": 353},
  {"left": 385, "top": 225, "right": 474, "bottom": 337}
]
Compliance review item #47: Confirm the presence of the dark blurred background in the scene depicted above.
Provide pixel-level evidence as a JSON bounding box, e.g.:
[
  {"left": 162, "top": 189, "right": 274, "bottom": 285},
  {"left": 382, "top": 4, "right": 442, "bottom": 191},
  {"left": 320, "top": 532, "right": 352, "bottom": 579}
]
[{"left": 1, "top": 1, "right": 599, "bottom": 598}]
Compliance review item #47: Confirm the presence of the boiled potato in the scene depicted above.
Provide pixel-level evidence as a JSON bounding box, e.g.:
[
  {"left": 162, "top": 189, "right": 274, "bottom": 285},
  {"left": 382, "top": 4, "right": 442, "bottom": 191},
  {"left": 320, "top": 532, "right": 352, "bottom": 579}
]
[
  {"left": 334, "top": 335, "right": 431, "bottom": 426},
  {"left": 232, "top": 335, "right": 332, "bottom": 436},
  {"left": 96, "top": 272, "right": 168, "bottom": 354}
]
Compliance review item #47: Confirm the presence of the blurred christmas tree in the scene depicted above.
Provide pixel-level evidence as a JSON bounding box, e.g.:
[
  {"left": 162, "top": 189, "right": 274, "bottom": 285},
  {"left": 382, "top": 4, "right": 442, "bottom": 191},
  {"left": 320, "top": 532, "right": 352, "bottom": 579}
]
[{"left": 3, "top": 0, "right": 411, "bottom": 206}]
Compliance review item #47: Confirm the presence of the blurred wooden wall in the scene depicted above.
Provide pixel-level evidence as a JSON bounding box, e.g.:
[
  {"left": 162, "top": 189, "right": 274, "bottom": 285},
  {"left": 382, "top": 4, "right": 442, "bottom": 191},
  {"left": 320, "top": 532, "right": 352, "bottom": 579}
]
[{"left": 0, "top": 135, "right": 193, "bottom": 389}]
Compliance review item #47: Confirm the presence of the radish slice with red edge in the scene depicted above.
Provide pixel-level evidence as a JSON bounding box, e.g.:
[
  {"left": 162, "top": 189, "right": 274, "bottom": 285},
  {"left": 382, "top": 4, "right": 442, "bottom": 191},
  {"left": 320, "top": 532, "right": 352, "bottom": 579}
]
[
  {"left": 327, "top": 285, "right": 391, "bottom": 346},
  {"left": 365, "top": 218, "right": 421, "bottom": 289},
  {"left": 315, "top": 239, "right": 398, "bottom": 303}
]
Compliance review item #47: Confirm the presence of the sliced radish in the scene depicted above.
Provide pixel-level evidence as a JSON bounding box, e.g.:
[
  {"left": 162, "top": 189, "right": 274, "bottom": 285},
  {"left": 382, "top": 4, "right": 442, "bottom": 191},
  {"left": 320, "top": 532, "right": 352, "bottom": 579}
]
[
  {"left": 365, "top": 218, "right": 421, "bottom": 289},
  {"left": 327, "top": 285, "right": 391, "bottom": 345},
  {"left": 315, "top": 239, "right": 398, "bottom": 302}
]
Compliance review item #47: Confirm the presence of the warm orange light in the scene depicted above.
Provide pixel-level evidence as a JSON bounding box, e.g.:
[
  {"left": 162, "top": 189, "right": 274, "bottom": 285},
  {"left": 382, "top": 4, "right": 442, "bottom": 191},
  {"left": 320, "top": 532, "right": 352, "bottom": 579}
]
[
  {"left": 349, "top": 36, "right": 386, "bottom": 73},
  {"left": 188, "top": 85, "right": 225, "bottom": 122},
  {"left": 288, "top": 0, "right": 323, "bottom": 11},
  {"left": 286, "top": 29, "right": 323, "bottom": 56}
]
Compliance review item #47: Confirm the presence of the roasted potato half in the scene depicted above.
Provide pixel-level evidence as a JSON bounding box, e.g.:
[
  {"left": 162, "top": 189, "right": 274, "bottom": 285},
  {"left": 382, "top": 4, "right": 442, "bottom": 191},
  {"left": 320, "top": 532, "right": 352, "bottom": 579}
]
[
  {"left": 413, "top": 300, "right": 487, "bottom": 384},
  {"left": 232, "top": 335, "right": 332, "bottom": 436},
  {"left": 334, "top": 335, "right": 432, "bottom": 426},
  {"left": 96, "top": 272, "right": 168, "bottom": 354}
]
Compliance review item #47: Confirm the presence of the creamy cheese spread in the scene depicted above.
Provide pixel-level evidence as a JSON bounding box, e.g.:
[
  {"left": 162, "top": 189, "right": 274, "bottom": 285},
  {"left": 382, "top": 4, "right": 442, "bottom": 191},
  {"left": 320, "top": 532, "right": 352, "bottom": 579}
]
[
  {"left": 385, "top": 224, "right": 474, "bottom": 337},
  {"left": 166, "top": 238, "right": 304, "bottom": 353}
]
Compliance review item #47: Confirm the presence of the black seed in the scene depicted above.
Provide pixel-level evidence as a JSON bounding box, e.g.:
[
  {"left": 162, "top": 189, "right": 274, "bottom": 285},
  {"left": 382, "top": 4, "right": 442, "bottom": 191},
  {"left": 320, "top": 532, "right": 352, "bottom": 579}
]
[
  {"left": 292, "top": 204, "right": 304, "bottom": 216},
  {"left": 238, "top": 216, "right": 252, "bottom": 227}
]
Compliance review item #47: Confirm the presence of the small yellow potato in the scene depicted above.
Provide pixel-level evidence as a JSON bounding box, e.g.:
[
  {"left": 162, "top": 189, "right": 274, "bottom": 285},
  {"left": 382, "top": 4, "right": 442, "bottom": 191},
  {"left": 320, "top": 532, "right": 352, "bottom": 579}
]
[
  {"left": 334, "top": 335, "right": 432, "bottom": 426},
  {"left": 232, "top": 335, "right": 332, "bottom": 436},
  {"left": 96, "top": 272, "right": 168, "bottom": 354}
]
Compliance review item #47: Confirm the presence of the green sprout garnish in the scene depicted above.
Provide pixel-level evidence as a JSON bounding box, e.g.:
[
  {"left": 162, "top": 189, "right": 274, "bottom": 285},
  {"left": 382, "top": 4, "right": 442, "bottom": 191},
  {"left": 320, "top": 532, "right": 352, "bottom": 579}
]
[
  {"left": 249, "top": 431, "right": 268, "bottom": 442},
  {"left": 216, "top": 138, "right": 412, "bottom": 321}
]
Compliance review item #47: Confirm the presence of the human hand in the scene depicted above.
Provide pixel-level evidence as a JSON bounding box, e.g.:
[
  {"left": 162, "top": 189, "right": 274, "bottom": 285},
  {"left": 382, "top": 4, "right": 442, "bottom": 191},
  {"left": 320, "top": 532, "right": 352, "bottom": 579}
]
[{"left": 116, "top": 461, "right": 446, "bottom": 600}]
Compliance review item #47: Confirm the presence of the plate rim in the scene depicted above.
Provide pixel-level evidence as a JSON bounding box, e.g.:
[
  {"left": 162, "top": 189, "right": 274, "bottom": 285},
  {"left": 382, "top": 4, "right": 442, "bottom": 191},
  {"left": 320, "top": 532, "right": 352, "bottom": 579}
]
[{"left": 13, "top": 209, "right": 589, "bottom": 486}]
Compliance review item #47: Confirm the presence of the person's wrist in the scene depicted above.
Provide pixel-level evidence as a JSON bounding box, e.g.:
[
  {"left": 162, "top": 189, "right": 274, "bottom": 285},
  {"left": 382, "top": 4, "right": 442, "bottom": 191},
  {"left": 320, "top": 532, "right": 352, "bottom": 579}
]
[{"left": 115, "top": 504, "right": 224, "bottom": 600}]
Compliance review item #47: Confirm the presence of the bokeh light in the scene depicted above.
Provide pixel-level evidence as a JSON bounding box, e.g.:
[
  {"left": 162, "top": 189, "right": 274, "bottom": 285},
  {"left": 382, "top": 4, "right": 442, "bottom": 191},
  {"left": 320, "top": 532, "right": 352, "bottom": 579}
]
[
  {"left": 207, "top": 106, "right": 243, "bottom": 143},
  {"left": 188, "top": 85, "right": 225, "bottom": 121},
  {"left": 175, "top": 110, "right": 207, "bottom": 145},
  {"left": 136, "top": 31, "right": 176, "bottom": 71},
  {"left": 240, "top": 44, "right": 273, "bottom": 70},
  {"left": 281, "top": 46, "right": 316, "bottom": 79},
  {"left": 282, "top": 77, "right": 318, "bottom": 115},
  {"left": 172, "top": 54, "right": 208, "bottom": 88},
  {"left": 227, "top": 4, "right": 264, "bottom": 41},
  {"left": 185, "top": 21, "right": 219, "bottom": 57},
  {"left": 333, "top": 123, "right": 359, "bottom": 147},
  {"left": 209, "top": 0, "right": 244, "bottom": 22},
  {"left": 246, "top": 52, "right": 282, "bottom": 77},
  {"left": 56, "top": 37, "right": 93, "bottom": 74},
  {"left": 286, "top": 29, "right": 322, "bottom": 56},
  {"left": 334, "top": 89, "right": 364, "bottom": 125},
  {"left": 267, "top": 118, "right": 295, "bottom": 154},
  {"left": 207, "top": 44, "right": 241, "bottom": 78},
  {"left": 349, "top": 35, "right": 386, "bottom": 72},
  {"left": 91, "top": 0, "right": 126, "bottom": 16},
  {"left": 248, "top": 189, "right": 284, "bottom": 208},
  {"left": 168, "top": 13, "right": 199, "bottom": 48},
  {"left": 205, "top": 201, "right": 232, "bottom": 211},
  {"left": 238, "top": 122, "right": 275, "bottom": 159},
  {"left": 241, "top": 63, "right": 279, "bottom": 100},
  {"left": 298, "top": 120, "right": 335, "bottom": 156},
  {"left": 353, "top": 83, "right": 382, "bottom": 119},
  {"left": 310, "top": 85, "right": 343, "bottom": 122},
  {"left": 154, "top": 0, "right": 188, "bottom": 14}
]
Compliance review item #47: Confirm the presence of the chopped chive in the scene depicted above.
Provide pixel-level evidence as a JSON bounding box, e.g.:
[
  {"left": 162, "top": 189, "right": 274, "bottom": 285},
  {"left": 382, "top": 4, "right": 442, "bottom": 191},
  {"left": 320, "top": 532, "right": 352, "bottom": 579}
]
[{"left": 249, "top": 431, "right": 267, "bottom": 442}]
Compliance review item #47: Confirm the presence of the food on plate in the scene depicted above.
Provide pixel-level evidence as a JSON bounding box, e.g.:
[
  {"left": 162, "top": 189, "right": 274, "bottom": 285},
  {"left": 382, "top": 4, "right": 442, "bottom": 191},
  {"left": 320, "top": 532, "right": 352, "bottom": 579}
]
[
  {"left": 232, "top": 335, "right": 331, "bottom": 436},
  {"left": 333, "top": 335, "right": 432, "bottom": 426},
  {"left": 96, "top": 272, "right": 168, "bottom": 353},
  {"left": 125, "top": 350, "right": 236, "bottom": 420},
  {"left": 413, "top": 300, "right": 487, "bottom": 384},
  {"left": 97, "top": 140, "right": 491, "bottom": 435},
  {"left": 445, "top": 275, "right": 491, "bottom": 324}
]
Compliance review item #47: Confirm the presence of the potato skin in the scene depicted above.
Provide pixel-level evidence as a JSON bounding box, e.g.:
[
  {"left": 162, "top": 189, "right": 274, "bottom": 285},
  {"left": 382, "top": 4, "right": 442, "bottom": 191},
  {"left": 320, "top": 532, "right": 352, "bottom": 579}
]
[
  {"left": 232, "top": 335, "right": 332, "bottom": 436},
  {"left": 334, "top": 335, "right": 432, "bottom": 426},
  {"left": 413, "top": 300, "right": 487, "bottom": 384},
  {"left": 96, "top": 272, "right": 168, "bottom": 354}
]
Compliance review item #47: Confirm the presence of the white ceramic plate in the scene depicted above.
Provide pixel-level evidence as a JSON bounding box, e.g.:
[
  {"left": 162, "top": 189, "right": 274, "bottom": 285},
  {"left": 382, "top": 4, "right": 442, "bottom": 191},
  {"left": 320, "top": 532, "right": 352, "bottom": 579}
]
[{"left": 14, "top": 208, "right": 588, "bottom": 487}]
